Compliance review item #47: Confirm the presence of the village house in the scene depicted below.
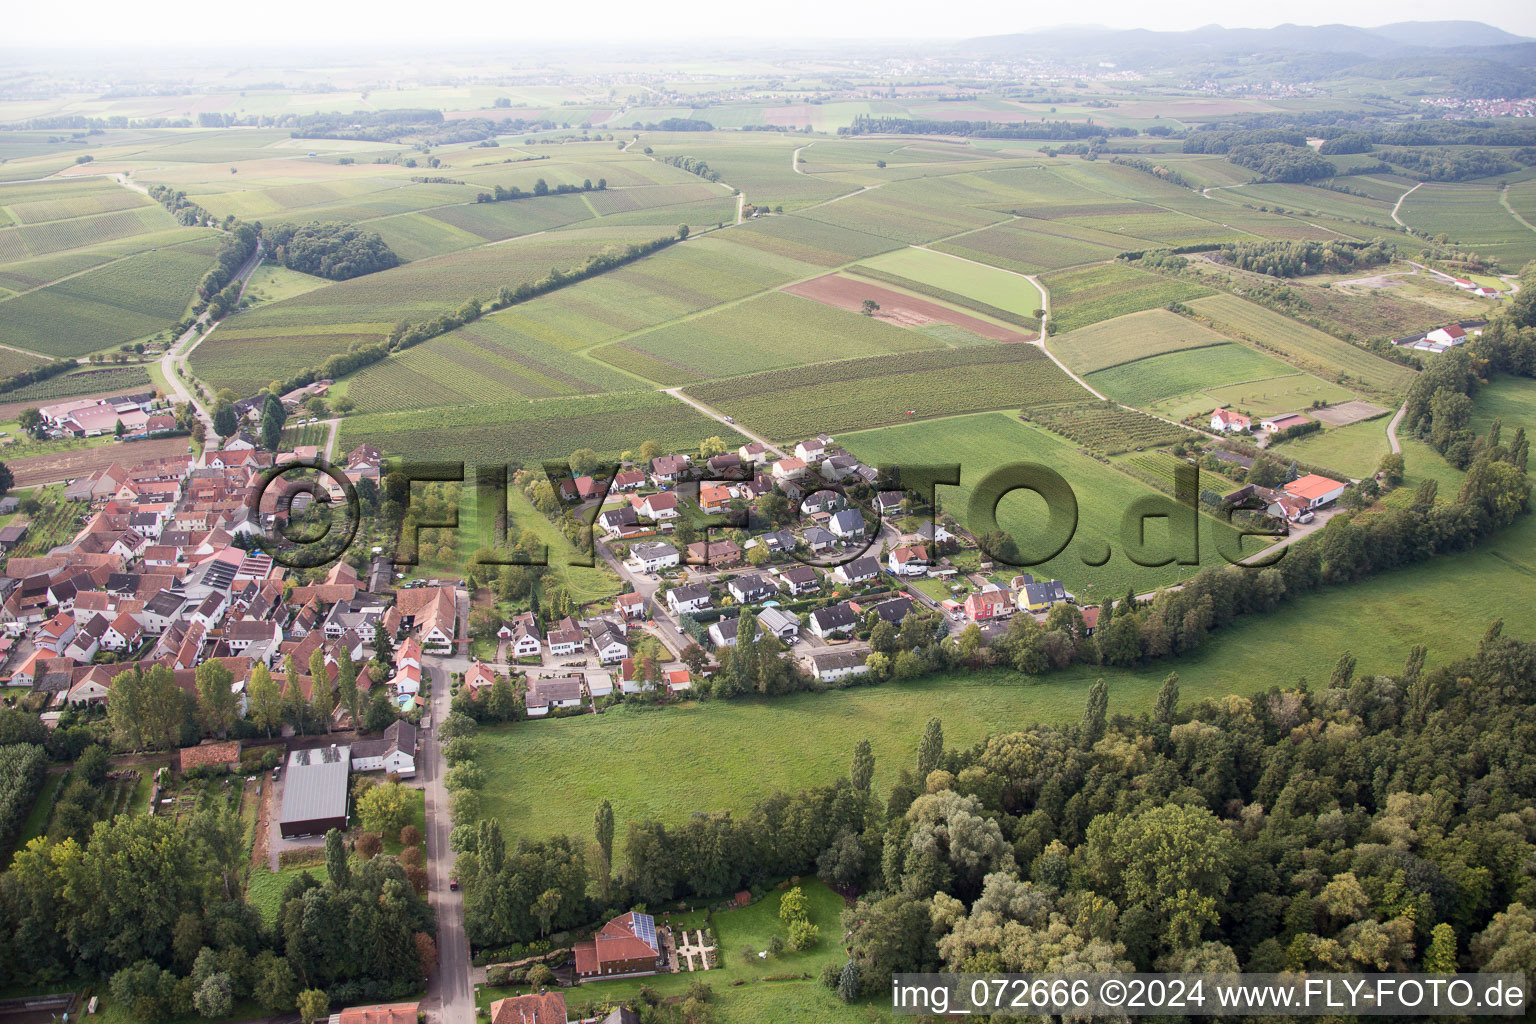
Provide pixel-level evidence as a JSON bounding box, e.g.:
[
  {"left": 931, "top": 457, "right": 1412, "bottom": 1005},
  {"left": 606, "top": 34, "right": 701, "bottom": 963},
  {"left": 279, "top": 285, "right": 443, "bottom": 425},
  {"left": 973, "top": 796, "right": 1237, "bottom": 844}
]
[
  {"left": 589, "top": 625, "right": 629, "bottom": 664},
  {"left": 598, "top": 505, "right": 641, "bottom": 538},
  {"left": 888, "top": 544, "right": 929, "bottom": 576},
  {"left": 351, "top": 720, "right": 418, "bottom": 777},
  {"left": 809, "top": 602, "right": 858, "bottom": 639},
  {"left": 685, "top": 539, "right": 742, "bottom": 567},
  {"left": 612, "top": 469, "right": 646, "bottom": 492},
  {"left": 757, "top": 606, "right": 800, "bottom": 643},
  {"left": 666, "top": 583, "right": 712, "bottom": 616},
  {"left": 776, "top": 565, "right": 821, "bottom": 596},
  {"left": 526, "top": 675, "right": 584, "bottom": 716},
  {"left": 546, "top": 619, "right": 585, "bottom": 657},
  {"left": 737, "top": 442, "right": 769, "bottom": 464},
  {"left": 698, "top": 483, "right": 733, "bottom": 515},
  {"left": 573, "top": 913, "right": 665, "bottom": 981},
  {"left": 627, "top": 541, "right": 679, "bottom": 573},
  {"left": 965, "top": 587, "right": 1015, "bottom": 622},
  {"left": 649, "top": 454, "right": 690, "bottom": 486},
  {"left": 727, "top": 573, "right": 775, "bottom": 604},
  {"left": 828, "top": 508, "right": 865, "bottom": 540},
  {"left": 832, "top": 556, "right": 881, "bottom": 586},
  {"left": 810, "top": 649, "right": 870, "bottom": 684},
  {"left": 615, "top": 592, "right": 647, "bottom": 620},
  {"left": 1211, "top": 408, "right": 1252, "bottom": 433},
  {"left": 633, "top": 491, "right": 680, "bottom": 522}
]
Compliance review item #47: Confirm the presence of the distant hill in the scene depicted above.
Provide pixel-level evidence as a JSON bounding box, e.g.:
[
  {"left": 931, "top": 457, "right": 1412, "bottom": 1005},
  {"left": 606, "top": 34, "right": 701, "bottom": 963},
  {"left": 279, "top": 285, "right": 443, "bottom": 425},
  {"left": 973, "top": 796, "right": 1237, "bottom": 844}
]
[{"left": 959, "top": 20, "right": 1534, "bottom": 64}]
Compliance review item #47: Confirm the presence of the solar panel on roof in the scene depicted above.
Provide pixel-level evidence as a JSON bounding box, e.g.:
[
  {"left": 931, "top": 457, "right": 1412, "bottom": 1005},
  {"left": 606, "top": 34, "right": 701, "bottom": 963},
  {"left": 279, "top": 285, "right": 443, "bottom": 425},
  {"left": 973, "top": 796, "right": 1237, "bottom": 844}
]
[{"left": 633, "top": 913, "right": 657, "bottom": 949}]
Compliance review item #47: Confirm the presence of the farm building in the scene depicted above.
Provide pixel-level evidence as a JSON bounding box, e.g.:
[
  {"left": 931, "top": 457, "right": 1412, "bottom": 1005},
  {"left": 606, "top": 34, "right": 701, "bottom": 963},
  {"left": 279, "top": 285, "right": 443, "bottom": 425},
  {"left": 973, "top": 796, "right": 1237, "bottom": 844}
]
[
  {"left": 574, "top": 912, "right": 665, "bottom": 981},
  {"left": 1261, "top": 413, "right": 1310, "bottom": 433},
  {"left": 279, "top": 745, "right": 351, "bottom": 839},
  {"left": 1283, "top": 474, "right": 1347, "bottom": 509}
]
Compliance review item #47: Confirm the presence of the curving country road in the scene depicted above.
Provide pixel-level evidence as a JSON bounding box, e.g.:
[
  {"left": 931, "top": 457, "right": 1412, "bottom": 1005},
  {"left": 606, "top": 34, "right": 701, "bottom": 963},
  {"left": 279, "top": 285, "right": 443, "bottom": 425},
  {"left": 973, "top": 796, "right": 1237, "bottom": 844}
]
[
  {"left": 663, "top": 387, "right": 785, "bottom": 457},
  {"left": 158, "top": 246, "right": 265, "bottom": 443}
]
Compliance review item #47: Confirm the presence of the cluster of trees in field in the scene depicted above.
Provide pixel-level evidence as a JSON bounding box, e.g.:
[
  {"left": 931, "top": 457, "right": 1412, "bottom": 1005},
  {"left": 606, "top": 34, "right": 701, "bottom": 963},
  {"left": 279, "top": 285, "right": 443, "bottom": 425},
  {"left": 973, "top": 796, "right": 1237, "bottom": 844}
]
[
  {"left": 1377, "top": 146, "right": 1530, "bottom": 182},
  {"left": 474, "top": 177, "right": 605, "bottom": 203},
  {"left": 1108, "top": 156, "right": 1192, "bottom": 188},
  {"left": 1226, "top": 143, "right": 1337, "bottom": 183},
  {"left": 839, "top": 115, "right": 1134, "bottom": 139},
  {"left": 1181, "top": 128, "right": 1308, "bottom": 154},
  {"left": 1318, "top": 132, "right": 1375, "bottom": 155},
  {"left": 629, "top": 118, "right": 714, "bottom": 132},
  {"left": 265, "top": 222, "right": 400, "bottom": 281},
  {"left": 1217, "top": 239, "right": 1393, "bottom": 278},
  {"left": 0, "top": 814, "right": 433, "bottom": 1019},
  {"left": 659, "top": 155, "right": 722, "bottom": 182},
  {"left": 455, "top": 632, "right": 1536, "bottom": 996},
  {"left": 146, "top": 184, "right": 225, "bottom": 229}
]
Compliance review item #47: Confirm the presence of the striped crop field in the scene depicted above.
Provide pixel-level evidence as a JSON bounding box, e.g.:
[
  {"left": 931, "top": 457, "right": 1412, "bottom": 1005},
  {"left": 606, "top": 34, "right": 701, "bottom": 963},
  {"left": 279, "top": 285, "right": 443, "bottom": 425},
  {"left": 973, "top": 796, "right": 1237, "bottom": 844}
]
[{"left": 683, "top": 343, "right": 1083, "bottom": 439}]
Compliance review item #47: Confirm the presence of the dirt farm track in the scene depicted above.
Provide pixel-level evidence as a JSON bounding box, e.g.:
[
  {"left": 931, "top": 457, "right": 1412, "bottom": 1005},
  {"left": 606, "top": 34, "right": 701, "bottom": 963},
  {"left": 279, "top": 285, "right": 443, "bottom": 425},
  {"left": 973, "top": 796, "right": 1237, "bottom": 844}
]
[{"left": 8, "top": 435, "right": 193, "bottom": 487}]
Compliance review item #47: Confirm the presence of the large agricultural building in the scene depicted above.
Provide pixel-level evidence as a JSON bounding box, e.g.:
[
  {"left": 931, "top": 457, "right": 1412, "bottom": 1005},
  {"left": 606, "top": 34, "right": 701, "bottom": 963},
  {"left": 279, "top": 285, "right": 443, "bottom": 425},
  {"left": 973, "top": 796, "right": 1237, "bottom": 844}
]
[{"left": 279, "top": 744, "right": 351, "bottom": 838}]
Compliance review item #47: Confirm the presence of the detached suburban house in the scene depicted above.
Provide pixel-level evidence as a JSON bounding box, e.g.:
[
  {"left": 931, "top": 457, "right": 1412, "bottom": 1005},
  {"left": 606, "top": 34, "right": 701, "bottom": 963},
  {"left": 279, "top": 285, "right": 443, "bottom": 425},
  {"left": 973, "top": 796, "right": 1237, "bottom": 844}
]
[
  {"left": 810, "top": 649, "right": 870, "bottom": 683},
  {"left": 350, "top": 720, "right": 417, "bottom": 777},
  {"left": 526, "top": 675, "right": 584, "bottom": 716},
  {"left": 832, "top": 556, "right": 880, "bottom": 586},
  {"left": 809, "top": 602, "right": 858, "bottom": 639},
  {"left": 888, "top": 544, "right": 929, "bottom": 575},
  {"left": 627, "top": 541, "right": 679, "bottom": 573},
  {"left": 757, "top": 606, "right": 800, "bottom": 642},
  {"left": 666, "top": 583, "right": 712, "bottom": 616},
  {"left": 1211, "top": 409, "right": 1251, "bottom": 433}
]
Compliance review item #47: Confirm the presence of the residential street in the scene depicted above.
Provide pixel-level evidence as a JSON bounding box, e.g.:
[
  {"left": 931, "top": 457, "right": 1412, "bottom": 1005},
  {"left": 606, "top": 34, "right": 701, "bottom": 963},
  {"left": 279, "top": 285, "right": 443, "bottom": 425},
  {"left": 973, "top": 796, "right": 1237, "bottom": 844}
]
[{"left": 422, "top": 648, "right": 474, "bottom": 1024}]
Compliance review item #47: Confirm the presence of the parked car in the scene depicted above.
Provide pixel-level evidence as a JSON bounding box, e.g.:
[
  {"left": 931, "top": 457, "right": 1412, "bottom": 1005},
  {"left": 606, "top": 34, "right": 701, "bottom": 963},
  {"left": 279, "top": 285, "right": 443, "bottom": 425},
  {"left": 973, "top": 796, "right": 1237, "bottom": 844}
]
[{"left": 449, "top": 879, "right": 459, "bottom": 891}]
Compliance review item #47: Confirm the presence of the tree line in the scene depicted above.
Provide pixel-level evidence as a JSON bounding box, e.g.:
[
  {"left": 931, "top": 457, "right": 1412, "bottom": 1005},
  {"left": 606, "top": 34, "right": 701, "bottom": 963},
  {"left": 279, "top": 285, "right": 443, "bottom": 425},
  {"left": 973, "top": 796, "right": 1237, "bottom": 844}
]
[{"left": 475, "top": 177, "right": 606, "bottom": 203}]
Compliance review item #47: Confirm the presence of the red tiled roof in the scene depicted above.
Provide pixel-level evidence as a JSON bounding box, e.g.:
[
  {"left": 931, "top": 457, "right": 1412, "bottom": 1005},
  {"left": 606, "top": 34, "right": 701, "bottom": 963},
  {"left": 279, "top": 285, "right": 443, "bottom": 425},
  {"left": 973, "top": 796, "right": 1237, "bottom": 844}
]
[
  {"left": 489, "top": 991, "right": 566, "bottom": 1024},
  {"left": 336, "top": 1002, "right": 421, "bottom": 1024}
]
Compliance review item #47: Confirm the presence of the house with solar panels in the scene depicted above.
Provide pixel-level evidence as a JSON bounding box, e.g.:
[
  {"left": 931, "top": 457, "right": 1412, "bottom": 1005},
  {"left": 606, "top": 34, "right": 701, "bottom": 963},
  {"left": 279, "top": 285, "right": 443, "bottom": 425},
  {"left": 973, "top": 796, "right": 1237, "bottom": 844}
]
[{"left": 574, "top": 911, "right": 666, "bottom": 981}]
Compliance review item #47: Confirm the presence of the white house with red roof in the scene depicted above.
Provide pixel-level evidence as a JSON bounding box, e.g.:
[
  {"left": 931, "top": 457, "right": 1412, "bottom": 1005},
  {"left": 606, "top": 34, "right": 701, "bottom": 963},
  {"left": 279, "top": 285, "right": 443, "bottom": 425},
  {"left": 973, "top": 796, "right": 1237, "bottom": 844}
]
[{"left": 1211, "top": 408, "right": 1251, "bottom": 433}]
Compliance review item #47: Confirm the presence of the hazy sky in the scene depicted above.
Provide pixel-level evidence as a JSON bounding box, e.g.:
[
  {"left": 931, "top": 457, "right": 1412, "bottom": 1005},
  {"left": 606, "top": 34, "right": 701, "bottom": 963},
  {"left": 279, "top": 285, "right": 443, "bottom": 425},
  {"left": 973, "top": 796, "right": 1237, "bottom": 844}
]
[{"left": 9, "top": 0, "right": 1535, "bottom": 47}]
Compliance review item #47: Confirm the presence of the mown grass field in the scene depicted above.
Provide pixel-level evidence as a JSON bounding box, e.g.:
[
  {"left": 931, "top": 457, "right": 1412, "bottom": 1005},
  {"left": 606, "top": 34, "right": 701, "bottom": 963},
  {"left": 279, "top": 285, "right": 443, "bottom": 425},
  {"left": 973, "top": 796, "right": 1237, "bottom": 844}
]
[
  {"left": 477, "top": 504, "right": 1536, "bottom": 863},
  {"left": 596, "top": 290, "right": 939, "bottom": 384},
  {"left": 1042, "top": 262, "right": 1213, "bottom": 332},
  {"left": 1048, "top": 307, "right": 1234, "bottom": 375},
  {"left": 684, "top": 344, "right": 1082, "bottom": 439},
  {"left": 1269, "top": 417, "right": 1391, "bottom": 478},
  {"left": 1188, "top": 292, "right": 1420, "bottom": 395},
  {"left": 1197, "top": 374, "right": 1359, "bottom": 418},
  {"left": 1085, "top": 343, "right": 1298, "bottom": 409},
  {"left": 855, "top": 245, "right": 1044, "bottom": 318}
]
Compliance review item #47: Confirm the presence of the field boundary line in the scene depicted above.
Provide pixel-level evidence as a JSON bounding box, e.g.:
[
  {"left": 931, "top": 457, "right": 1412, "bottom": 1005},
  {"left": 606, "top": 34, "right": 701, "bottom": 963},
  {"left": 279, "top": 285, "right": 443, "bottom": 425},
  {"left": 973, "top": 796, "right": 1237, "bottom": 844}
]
[{"left": 1500, "top": 184, "right": 1536, "bottom": 238}]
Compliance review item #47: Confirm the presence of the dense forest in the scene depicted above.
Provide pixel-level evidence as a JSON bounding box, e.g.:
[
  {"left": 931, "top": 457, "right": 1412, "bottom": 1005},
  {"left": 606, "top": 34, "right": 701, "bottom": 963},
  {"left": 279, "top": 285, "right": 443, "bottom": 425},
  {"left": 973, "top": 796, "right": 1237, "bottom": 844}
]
[
  {"left": 1225, "top": 143, "right": 1337, "bottom": 183},
  {"left": 266, "top": 222, "right": 401, "bottom": 280},
  {"left": 0, "top": 808, "right": 433, "bottom": 1019},
  {"left": 1217, "top": 239, "right": 1393, "bottom": 278}
]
